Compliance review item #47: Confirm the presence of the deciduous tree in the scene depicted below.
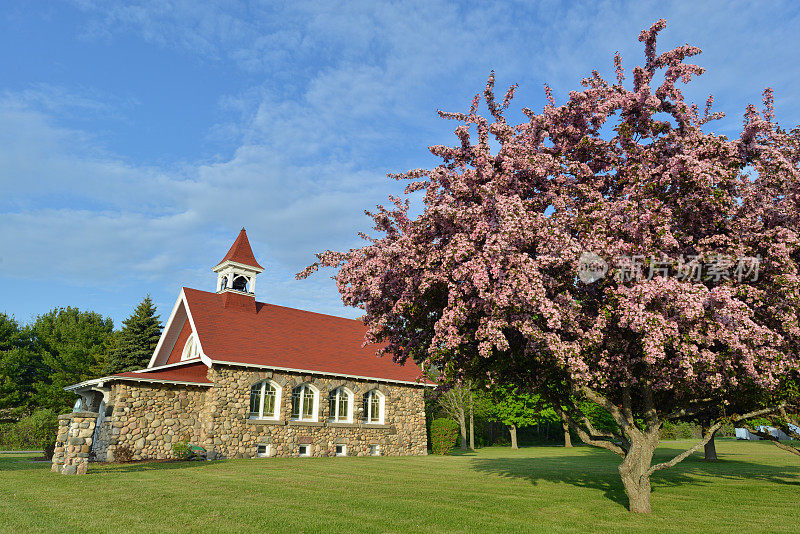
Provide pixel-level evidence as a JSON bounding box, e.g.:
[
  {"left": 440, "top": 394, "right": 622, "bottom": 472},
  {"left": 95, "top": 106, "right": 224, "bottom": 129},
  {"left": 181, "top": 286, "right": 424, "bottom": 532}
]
[
  {"left": 31, "top": 308, "right": 114, "bottom": 413},
  {"left": 301, "top": 20, "right": 800, "bottom": 513},
  {"left": 437, "top": 382, "right": 471, "bottom": 450},
  {"left": 489, "top": 385, "right": 552, "bottom": 449}
]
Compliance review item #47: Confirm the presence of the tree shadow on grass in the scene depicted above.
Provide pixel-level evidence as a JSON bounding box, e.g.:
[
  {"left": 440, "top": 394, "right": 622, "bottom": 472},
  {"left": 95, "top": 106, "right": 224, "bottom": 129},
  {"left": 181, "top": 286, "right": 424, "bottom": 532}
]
[
  {"left": 449, "top": 449, "right": 479, "bottom": 457},
  {"left": 93, "top": 459, "right": 214, "bottom": 474},
  {"left": 469, "top": 445, "right": 800, "bottom": 509},
  {"left": 0, "top": 456, "right": 51, "bottom": 472},
  {"left": 0, "top": 454, "right": 217, "bottom": 474}
]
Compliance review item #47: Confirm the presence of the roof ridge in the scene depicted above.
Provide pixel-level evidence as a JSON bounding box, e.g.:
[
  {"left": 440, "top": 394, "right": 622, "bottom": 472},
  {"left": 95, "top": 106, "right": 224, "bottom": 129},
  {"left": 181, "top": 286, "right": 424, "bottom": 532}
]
[{"left": 183, "top": 287, "right": 365, "bottom": 324}]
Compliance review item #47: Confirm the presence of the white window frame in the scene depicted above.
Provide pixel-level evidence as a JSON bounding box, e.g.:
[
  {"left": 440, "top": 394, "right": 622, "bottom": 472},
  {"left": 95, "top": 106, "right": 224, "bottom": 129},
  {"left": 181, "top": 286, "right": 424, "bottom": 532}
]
[
  {"left": 328, "top": 387, "right": 354, "bottom": 423},
  {"left": 291, "top": 383, "right": 319, "bottom": 422},
  {"left": 363, "top": 389, "right": 385, "bottom": 424},
  {"left": 335, "top": 444, "right": 347, "bottom": 457},
  {"left": 249, "top": 380, "right": 282, "bottom": 420},
  {"left": 298, "top": 444, "right": 311, "bottom": 457},
  {"left": 180, "top": 333, "right": 200, "bottom": 361},
  {"left": 369, "top": 444, "right": 380, "bottom": 456},
  {"left": 256, "top": 444, "right": 271, "bottom": 458}
]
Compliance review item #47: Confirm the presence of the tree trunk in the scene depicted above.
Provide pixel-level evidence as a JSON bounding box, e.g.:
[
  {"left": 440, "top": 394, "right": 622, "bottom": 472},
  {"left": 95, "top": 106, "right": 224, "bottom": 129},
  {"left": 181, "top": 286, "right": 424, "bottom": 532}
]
[
  {"left": 562, "top": 419, "right": 572, "bottom": 448},
  {"left": 703, "top": 427, "right": 718, "bottom": 461},
  {"left": 469, "top": 391, "right": 475, "bottom": 450},
  {"left": 618, "top": 434, "right": 658, "bottom": 513},
  {"left": 459, "top": 412, "right": 468, "bottom": 450},
  {"left": 509, "top": 425, "right": 518, "bottom": 450}
]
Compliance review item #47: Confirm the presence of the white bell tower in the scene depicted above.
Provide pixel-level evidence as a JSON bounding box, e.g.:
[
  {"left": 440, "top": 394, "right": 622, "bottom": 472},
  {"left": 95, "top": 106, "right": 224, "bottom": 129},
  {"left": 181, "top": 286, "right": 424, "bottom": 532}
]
[{"left": 212, "top": 228, "right": 264, "bottom": 296}]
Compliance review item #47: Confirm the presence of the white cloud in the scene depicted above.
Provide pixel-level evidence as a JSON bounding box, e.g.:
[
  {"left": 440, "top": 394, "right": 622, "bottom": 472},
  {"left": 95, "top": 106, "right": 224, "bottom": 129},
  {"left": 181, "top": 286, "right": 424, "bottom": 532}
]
[{"left": 3, "top": 0, "right": 800, "bottom": 324}]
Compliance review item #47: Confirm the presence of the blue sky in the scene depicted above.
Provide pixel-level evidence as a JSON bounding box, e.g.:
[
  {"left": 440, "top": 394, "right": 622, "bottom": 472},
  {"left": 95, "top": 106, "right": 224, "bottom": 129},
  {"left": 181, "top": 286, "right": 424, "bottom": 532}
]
[{"left": 1, "top": 0, "right": 799, "bottom": 327}]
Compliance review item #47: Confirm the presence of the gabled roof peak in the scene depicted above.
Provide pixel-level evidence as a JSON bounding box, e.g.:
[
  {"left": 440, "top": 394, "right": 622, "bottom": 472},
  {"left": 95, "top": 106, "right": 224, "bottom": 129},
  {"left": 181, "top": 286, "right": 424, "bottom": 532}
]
[{"left": 215, "top": 228, "right": 264, "bottom": 271}]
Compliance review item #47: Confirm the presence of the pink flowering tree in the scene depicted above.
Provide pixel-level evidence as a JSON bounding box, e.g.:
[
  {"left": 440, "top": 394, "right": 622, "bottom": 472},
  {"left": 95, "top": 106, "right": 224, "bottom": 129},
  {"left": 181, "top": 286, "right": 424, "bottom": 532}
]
[{"left": 299, "top": 20, "right": 799, "bottom": 513}]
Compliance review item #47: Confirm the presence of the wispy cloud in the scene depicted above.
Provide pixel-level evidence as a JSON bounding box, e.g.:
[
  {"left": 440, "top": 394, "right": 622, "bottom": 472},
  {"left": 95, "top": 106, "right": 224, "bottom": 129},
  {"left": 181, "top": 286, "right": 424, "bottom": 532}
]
[{"left": 3, "top": 0, "right": 800, "bottom": 323}]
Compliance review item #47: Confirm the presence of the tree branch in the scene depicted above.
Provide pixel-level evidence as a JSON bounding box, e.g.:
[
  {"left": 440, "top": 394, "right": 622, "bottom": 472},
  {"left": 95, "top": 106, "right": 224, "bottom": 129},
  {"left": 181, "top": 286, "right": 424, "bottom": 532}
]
[
  {"left": 552, "top": 404, "right": 626, "bottom": 458},
  {"left": 555, "top": 394, "right": 624, "bottom": 443},
  {"left": 664, "top": 397, "right": 718, "bottom": 420},
  {"left": 577, "top": 385, "right": 633, "bottom": 434},
  {"left": 778, "top": 406, "right": 800, "bottom": 440},
  {"left": 740, "top": 422, "right": 800, "bottom": 457},
  {"left": 648, "top": 405, "right": 787, "bottom": 475}
]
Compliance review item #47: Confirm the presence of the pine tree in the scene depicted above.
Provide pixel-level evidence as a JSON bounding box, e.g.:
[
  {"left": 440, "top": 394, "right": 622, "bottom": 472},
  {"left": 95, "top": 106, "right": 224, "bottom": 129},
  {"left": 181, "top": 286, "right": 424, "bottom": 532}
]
[{"left": 104, "top": 296, "right": 162, "bottom": 374}]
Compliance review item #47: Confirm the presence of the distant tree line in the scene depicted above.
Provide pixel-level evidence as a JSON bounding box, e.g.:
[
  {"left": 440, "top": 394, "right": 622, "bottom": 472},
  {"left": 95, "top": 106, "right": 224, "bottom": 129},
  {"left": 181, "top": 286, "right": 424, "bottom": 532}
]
[
  {"left": 0, "top": 296, "right": 161, "bottom": 422},
  {"left": 427, "top": 382, "right": 740, "bottom": 452}
]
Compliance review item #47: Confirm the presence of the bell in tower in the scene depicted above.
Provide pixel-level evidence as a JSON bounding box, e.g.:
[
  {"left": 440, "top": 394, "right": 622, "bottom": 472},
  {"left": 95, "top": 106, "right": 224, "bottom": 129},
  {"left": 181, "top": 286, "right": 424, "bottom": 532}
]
[{"left": 212, "top": 228, "right": 264, "bottom": 296}]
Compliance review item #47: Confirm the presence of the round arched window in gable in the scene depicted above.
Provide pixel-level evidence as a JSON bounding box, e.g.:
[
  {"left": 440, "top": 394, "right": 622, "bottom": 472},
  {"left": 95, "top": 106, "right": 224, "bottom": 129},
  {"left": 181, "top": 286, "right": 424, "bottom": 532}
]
[{"left": 181, "top": 333, "right": 200, "bottom": 361}]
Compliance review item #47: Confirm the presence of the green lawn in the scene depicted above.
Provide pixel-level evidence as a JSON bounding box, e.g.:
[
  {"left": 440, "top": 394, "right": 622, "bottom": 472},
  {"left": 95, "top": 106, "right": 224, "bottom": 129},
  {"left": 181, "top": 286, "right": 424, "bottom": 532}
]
[{"left": 1, "top": 439, "right": 797, "bottom": 533}]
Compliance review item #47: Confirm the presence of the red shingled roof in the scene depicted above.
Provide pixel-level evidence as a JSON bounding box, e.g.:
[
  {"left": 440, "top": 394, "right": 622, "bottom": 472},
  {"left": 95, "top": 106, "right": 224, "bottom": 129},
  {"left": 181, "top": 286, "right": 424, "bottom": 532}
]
[
  {"left": 215, "top": 228, "right": 263, "bottom": 270},
  {"left": 183, "top": 287, "right": 426, "bottom": 384},
  {"left": 114, "top": 362, "right": 212, "bottom": 385}
]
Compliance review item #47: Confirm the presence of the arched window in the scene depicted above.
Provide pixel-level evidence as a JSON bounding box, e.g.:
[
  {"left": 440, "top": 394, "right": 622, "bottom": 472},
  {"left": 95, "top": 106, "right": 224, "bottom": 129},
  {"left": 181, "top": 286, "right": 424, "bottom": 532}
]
[
  {"left": 328, "top": 387, "right": 353, "bottom": 423},
  {"left": 291, "top": 383, "right": 318, "bottom": 421},
  {"left": 363, "top": 389, "right": 384, "bottom": 424},
  {"left": 249, "top": 380, "right": 281, "bottom": 419},
  {"left": 181, "top": 333, "right": 200, "bottom": 361}
]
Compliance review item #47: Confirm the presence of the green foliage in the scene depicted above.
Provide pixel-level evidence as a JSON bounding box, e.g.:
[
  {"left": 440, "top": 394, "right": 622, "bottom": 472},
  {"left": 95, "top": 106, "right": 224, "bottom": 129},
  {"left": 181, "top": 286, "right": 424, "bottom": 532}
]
[
  {"left": 171, "top": 441, "right": 195, "bottom": 460},
  {"left": 576, "top": 399, "right": 618, "bottom": 433},
  {"left": 0, "top": 409, "right": 58, "bottom": 455},
  {"left": 430, "top": 418, "right": 459, "bottom": 455},
  {"left": 718, "top": 422, "right": 735, "bottom": 437},
  {"left": 0, "top": 314, "right": 40, "bottom": 417},
  {"left": 104, "top": 296, "right": 162, "bottom": 374},
  {"left": 489, "top": 385, "right": 555, "bottom": 429},
  {"left": 660, "top": 421, "right": 701, "bottom": 440},
  {"left": 29, "top": 307, "right": 114, "bottom": 413},
  {"left": 469, "top": 390, "right": 496, "bottom": 447}
]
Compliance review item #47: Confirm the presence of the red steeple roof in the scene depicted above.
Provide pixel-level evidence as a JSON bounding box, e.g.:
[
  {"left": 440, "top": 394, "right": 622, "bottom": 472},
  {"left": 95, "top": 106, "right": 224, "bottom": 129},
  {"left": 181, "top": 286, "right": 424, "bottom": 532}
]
[{"left": 215, "top": 228, "right": 264, "bottom": 270}]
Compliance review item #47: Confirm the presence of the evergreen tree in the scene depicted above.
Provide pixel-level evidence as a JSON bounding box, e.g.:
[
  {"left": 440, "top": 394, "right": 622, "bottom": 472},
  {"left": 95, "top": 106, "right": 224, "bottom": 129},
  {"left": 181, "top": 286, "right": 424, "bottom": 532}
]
[{"left": 104, "top": 296, "right": 162, "bottom": 375}]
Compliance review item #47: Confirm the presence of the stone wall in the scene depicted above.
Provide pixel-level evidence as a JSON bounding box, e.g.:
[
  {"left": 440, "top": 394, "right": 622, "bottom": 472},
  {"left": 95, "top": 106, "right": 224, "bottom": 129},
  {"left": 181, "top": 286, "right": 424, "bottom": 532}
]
[
  {"left": 58, "top": 364, "right": 428, "bottom": 464},
  {"left": 201, "top": 366, "right": 427, "bottom": 459},
  {"left": 99, "top": 382, "right": 208, "bottom": 461},
  {"left": 52, "top": 412, "right": 98, "bottom": 474}
]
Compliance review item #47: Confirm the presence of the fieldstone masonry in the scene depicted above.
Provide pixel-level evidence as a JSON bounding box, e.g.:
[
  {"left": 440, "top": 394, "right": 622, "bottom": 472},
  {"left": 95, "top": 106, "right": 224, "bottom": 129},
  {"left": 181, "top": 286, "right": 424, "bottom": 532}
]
[
  {"left": 202, "top": 366, "right": 427, "bottom": 459},
  {"left": 96, "top": 382, "right": 207, "bottom": 462},
  {"left": 52, "top": 412, "right": 98, "bottom": 475},
  {"left": 53, "top": 364, "right": 427, "bottom": 473}
]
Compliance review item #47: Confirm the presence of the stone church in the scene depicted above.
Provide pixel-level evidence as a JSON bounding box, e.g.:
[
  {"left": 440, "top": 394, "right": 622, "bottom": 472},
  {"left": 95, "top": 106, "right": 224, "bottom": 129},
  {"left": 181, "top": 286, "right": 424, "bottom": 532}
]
[{"left": 53, "top": 229, "right": 430, "bottom": 474}]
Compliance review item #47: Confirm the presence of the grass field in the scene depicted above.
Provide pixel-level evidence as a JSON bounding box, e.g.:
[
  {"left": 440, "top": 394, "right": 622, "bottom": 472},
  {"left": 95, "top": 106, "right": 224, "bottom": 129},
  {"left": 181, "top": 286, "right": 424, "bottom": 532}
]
[{"left": 1, "top": 439, "right": 798, "bottom": 533}]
